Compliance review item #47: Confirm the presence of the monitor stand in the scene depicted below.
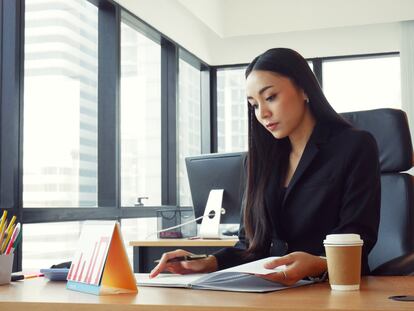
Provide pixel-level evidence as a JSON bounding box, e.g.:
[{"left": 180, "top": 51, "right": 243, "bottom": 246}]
[{"left": 199, "top": 189, "right": 223, "bottom": 239}]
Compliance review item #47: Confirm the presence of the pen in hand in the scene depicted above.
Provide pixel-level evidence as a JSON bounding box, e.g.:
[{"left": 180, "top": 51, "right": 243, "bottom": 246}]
[{"left": 154, "top": 254, "right": 208, "bottom": 264}]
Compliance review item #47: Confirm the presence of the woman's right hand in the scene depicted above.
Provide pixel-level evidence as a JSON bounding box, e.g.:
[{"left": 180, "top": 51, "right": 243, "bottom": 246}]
[{"left": 149, "top": 249, "right": 218, "bottom": 278}]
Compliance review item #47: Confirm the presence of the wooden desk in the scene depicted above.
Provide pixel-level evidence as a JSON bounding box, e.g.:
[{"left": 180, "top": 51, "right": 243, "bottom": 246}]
[
  {"left": 1, "top": 277, "right": 414, "bottom": 310},
  {"left": 129, "top": 239, "right": 238, "bottom": 272}
]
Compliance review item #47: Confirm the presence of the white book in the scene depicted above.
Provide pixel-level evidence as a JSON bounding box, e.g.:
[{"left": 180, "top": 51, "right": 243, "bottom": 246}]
[{"left": 135, "top": 257, "right": 313, "bottom": 293}]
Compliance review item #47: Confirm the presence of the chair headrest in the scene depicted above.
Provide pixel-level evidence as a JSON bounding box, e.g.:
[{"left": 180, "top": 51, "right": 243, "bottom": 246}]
[{"left": 340, "top": 109, "right": 413, "bottom": 173}]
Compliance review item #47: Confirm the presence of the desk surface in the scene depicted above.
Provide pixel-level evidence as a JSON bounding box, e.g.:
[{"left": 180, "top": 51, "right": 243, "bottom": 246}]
[
  {"left": 129, "top": 238, "right": 238, "bottom": 247},
  {"left": 1, "top": 277, "right": 414, "bottom": 311}
]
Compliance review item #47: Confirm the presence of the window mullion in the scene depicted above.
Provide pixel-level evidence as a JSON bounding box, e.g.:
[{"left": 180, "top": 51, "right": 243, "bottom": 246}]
[
  {"left": 161, "top": 39, "right": 178, "bottom": 206},
  {"left": 98, "top": 2, "right": 120, "bottom": 208}
]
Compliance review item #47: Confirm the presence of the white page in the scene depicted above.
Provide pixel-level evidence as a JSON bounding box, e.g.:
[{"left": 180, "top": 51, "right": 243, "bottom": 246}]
[
  {"left": 135, "top": 273, "right": 206, "bottom": 287},
  {"left": 219, "top": 257, "right": 286, "bottom": 275},
  {"left": 192, "top": 274, "right": 312, "bottom": 293}
]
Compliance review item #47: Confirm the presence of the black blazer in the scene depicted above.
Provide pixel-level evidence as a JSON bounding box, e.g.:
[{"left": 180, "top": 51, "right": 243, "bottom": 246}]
[{"left": 214, "top": 122, "right": 381, "bottom": 275}]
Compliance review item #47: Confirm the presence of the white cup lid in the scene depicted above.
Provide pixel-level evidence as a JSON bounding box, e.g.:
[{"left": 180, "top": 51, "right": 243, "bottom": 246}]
[{"left": 323, "top": 234, "right": 363, "bottom": 245}]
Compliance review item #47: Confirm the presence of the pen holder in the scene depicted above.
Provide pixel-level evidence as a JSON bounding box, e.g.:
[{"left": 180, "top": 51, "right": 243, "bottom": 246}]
[
  {"left": 157, "top": 209, "right": 196, "bottom": 239},
  {"left": 0, "top": 253, "right": 14, "bottom": 285}
]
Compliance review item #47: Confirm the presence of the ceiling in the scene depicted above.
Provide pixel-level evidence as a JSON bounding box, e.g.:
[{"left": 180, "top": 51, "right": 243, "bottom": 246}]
[
  {"left": 176, "top": 0, "right": 414, "bottom": 38},
  {"left": 113, "top": 0, "right": 411, "bottom": 64}
]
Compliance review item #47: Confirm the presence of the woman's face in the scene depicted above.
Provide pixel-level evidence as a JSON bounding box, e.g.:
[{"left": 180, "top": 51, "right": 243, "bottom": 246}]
[{"left": 246, "top": 70, "right": 308, "bottom": 139}]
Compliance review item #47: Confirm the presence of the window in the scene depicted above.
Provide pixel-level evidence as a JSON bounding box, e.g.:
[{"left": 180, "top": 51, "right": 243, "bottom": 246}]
[
  {"left": 120, "top": 20, "right": 162, "bottom": 206},
  {"left": 177, "top": 58, "right": 202, "bottom": 206},
  {"left": 322, "top": 55, "right": 401, "bottom": 112},
  {"left": 215, "top": 56, "right": 401, "bottom": 153},
  {"left": 217, "top": 68, "right": 248, "bottom": 153},
  {"left": 22, "top": 221, "right": 82, "bottom": 270},
  {"left": 7, "top": 0, "right": 211, "bottom": 272},
  {"left": 23, "top": 0, "right": 99, "bottom": 207},
  {"left": 121, "top": 217, "right": 157, "bottom": 265}
]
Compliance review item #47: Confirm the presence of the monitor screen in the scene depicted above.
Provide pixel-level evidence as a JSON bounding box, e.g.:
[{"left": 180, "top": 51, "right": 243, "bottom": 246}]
[{"left": 185, "top": 152, "right": 246, "bottom": 225}]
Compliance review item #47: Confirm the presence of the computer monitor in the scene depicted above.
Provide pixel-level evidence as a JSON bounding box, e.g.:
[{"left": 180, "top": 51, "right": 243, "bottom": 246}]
[{"left": 185, "top": 152, "right": 246, "bottom": 225}]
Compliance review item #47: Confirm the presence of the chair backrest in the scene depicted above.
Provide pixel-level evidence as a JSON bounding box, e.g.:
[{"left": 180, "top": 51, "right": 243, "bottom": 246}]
[{"left": 340, "top": 108, "right": 414, "bottom": 274}]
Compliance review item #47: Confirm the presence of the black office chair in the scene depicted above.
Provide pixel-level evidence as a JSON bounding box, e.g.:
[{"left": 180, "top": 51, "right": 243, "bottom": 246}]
[{"left": 340, "top": 108, "right": 414, "bottom": 275}]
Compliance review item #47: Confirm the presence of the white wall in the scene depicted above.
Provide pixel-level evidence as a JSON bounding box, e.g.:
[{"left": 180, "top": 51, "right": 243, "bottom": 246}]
[
  {"left": 115, "top": 0, "right": 220, "bottom": 64},
  {"left": 212, "top": 23, "right": 401, "bottom": 65},
  {"left": 219, "top": 0, "right": 412, "bottom": 38},
  {"left": 114, "top": 0, "right": 401, "bottom": 66}
]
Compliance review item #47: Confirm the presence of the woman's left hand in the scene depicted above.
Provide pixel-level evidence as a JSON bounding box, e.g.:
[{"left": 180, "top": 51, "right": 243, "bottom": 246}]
[{"left": 256, "top": 251, "right": 327, "bottom": 286}]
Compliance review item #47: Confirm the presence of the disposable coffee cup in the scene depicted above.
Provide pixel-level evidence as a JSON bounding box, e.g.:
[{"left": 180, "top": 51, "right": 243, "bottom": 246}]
[
  {"left": 323, "top": 234, "right": 363, "bottom": 291},
  {"left": 0, "top": 253, "right": 14, "bottom": 285}
]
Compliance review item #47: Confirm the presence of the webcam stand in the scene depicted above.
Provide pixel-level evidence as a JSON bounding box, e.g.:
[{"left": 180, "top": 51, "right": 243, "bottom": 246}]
[{"left": 199, "top": 189, "right": 224, "bottom": 239}]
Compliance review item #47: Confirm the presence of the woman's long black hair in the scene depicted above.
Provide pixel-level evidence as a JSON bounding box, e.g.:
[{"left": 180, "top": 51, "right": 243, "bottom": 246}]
[{"left": 243, "top": 48, "right": 350, "bottom": 255}]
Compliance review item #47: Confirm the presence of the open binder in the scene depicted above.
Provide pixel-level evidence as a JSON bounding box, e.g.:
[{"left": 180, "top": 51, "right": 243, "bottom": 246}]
[{"left": 136, "top": 257, "right": 313, "bottom": 293}]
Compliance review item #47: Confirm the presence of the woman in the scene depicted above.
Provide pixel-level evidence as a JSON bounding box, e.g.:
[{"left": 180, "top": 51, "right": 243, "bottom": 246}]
[{"left": 150, "top": 48, "right": 381, "bottom": 286}]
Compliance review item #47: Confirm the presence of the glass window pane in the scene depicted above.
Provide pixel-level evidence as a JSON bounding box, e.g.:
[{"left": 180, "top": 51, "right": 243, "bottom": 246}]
[
  {"left": 178, "top": 59, "right": 201, "bottom": 206},
  {"left": 120, "top": 21, "right": 161, "bottom": 206},
  {"left": 23, "top": 221, "right": 81, "bottom": 270},
  {"left": 23, "top": 220, "right": 149, "bottom": 272},
  {"left": 322, "top": 55, "right": 401, "bottom": 113},
  {"left": 217, "top": 68, "right": 248, "bottom": 153},
  {"left": 121, "top": 218, "right": 157, "bottom": 265},
  {"left": 23, "top": 0, "right": 98, "bottom": 207}
]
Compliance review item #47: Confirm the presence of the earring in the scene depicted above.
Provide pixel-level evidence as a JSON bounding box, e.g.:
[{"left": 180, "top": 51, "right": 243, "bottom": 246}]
[{"left": 305, "top": 98, "right": 309, "bottom": 104}]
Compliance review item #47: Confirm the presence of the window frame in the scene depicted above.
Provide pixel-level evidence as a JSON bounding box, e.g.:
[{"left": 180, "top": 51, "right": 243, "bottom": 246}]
[
  {"left": 2, "top": 0, "right": 209, "bottom": 271},
  {"left": 212, "top": 52, "right": 399, "bottom": 152},
  {"left": 176, "top": 51, "right": 207, "bottom": 205}
]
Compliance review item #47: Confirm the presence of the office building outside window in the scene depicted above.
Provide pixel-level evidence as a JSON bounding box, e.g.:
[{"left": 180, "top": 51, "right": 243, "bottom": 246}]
[
  {"left": 120, "top": 20, "right": 162, "bottom": 206},
  {"left": 178, "top": 58, "right": 202, "bottom": 206},
  {"left": 121, "top": 217, "right": 157, "bottom": 266},
  {"left": 23, "top": 0, "right": 98, "bottom": 207},
  {"left": 322, "top": 55, "right": 401, "bottom": 112},
  {"left": 22, "top": 222, "right": 82, "bottom": 270},
  {"left": 216, "top": 57, "right": 402, "bottom": 152},
  {"left": 217, "top": 67, "right": 248, "bottom": 153},
  {"left": 216, "top": 64, "right": 314, "bottom": 153}
]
